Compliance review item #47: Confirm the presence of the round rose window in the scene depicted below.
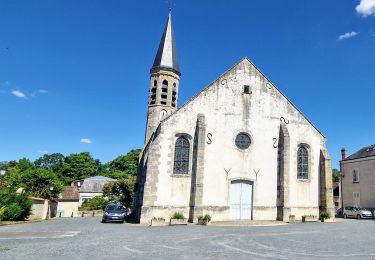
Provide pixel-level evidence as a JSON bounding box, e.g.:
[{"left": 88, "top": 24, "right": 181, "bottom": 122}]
[{"left": 235, "top": 132, "right": 251, "bottom": 150}]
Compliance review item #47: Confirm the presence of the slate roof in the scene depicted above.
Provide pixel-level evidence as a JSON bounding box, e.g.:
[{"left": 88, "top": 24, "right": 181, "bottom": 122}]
[
  {"left": 79, "top": 176, "right": 115, "bottom": 193},
  {"left": 59, "top": 186, "right": 79, "bottom": 202},
  {"left": 151, "top": 12, "right": 180, "bottom": 75},
  {"left": 344, "top": 144, "right": 375, "bottom": 161}
]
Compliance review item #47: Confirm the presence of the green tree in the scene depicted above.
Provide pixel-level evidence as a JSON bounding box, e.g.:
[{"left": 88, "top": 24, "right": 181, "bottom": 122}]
[
  {"left": 332, "top": 169, "right": 340, "bottom": 183},
  {"left": 80, "top": 196, "right": 110, "bottom": 211},
  {"left": 5, "top": 168, "right": 63, "bottom": 199},
  {"left": 0, "top": 188, "right": 33, "bottom": 221},
  {"left": 34, "top": 153, "right": 65, "bottom": 176},
  {"left": 16, "top": 158, "right": 34, "bottom": 171},
  {"left": 102, "top": 176, "right": 136, "bottom": 208},
  {"left": 62, "top": 152, "right": 100, "bottom": 184},
  {"left": 108, "top": 149, "right": 141, "bottom": 176}
]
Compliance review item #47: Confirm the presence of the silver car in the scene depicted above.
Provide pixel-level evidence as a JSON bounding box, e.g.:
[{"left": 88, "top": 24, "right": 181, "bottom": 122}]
[{"left": 343, "top": 206, "right": 373, "bottom": 219}]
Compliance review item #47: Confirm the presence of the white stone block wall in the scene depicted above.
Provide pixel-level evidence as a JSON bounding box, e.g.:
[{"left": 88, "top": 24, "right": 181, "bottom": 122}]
[{"left": 139, "top": 58, "right": 330, "bottom": 223}]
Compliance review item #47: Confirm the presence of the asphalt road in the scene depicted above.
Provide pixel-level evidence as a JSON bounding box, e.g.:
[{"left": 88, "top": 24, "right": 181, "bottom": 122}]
[{"left": 0, "top": 217, "right": 374, "bottom": 259}]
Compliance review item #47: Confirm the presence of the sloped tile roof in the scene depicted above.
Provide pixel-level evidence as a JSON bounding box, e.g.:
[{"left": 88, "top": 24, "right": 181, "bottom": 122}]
[
  {"left": 344, "top": 144, "right": 375, "bottom": 161},
  {"left": 59, "top": 186, "right": 79, "bottom": 202}
]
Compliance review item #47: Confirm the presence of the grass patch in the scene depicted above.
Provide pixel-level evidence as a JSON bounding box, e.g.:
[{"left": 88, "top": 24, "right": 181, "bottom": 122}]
[{"left": 0, "top": 247, "right": 11, "bottom": 252}]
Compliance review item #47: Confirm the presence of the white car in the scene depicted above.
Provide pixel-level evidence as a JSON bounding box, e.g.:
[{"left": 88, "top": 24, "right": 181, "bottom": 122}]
[{"left": 343, "top": 206, "right": 373, "bottom": 219}]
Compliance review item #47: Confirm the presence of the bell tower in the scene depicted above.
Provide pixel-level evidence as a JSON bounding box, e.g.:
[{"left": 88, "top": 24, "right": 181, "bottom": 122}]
[{"left": 145, "top": 12, "right": 181, "bottom": 144}]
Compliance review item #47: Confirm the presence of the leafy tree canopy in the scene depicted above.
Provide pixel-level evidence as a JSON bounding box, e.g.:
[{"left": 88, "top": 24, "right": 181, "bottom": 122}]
[
  {"left": 5, "top": 168, "right": 64, "bottom": 199},
  {"left": 34, "top": 153, "right": 65, "bottom": 174},
  {"left": 107, "top": 149, "right": 140, "bottom": 176},
  {"left": 0, "top": 189, "right": 33, "bottom": 221},
  {"left": 62, "top": 152, "right": 100, "bottom": 184},
  {"left": 332, "top": 169, "right": 340, "bottom": 183},
  {"left": 80, "top": 196, "right": 110, "bottom": 211},
  {"left": 5, "top": 158, "right": 35, "bottom": 172},
  {"left": 102, "top": 176, "right": 136, "bottom": 208}
]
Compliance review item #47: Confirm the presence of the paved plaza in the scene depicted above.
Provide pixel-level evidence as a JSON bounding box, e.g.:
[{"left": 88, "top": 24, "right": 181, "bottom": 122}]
[{"left": 0, "top": 217, "right": 374, "bottom": 259}]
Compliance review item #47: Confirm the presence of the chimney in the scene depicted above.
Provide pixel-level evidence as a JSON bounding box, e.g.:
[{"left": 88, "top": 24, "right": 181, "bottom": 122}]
[{"left": 341, "top": 148, "right": 346, "bottom": 160}]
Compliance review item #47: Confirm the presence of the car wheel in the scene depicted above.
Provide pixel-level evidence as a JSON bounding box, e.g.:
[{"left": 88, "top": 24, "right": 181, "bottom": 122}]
[{"left": 357, "top": 215, "right": 361, "bottom": 220}]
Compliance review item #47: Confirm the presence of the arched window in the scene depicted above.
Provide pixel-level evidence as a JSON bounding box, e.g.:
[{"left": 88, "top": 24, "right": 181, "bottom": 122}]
[
  {"left": 297, "top": 146, "right": 308, "bottom": 179},
  {"left": 162, "top": 80, "right": 168, "bottom": 94},
  {"left": 153, "top": 80, "right": 157, "bottom": 86},
  {"left": 173, "top": 136, "right": 190, "bottom": 174}
]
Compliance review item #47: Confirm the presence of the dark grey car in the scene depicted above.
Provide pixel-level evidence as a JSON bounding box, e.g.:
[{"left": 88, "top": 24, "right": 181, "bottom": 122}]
[{"left": 102, "top": 204, "right": 127, "bottom": 223}]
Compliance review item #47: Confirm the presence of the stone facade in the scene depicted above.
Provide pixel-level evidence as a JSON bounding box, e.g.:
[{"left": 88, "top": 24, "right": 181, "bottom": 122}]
[
  {"left": 132, "top": 12, "right": 333, "bottom": 224},
  {"left": 134, "top": 56, "right": 334, "bottom": 223},
  {"left": 341, "top": 146, "right": 375, "bottom": 209}
]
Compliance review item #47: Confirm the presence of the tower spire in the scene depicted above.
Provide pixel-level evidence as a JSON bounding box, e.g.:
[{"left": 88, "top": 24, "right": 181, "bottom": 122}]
[
  {"left": 151, "top": 11, "right": 180, "bottom": 75},
  {"left": 145, "top": 12, "right": 181, "bottom": 144}
]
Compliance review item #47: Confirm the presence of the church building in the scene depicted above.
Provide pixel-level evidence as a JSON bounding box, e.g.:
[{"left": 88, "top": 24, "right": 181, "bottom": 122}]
[{"left": 133, "top": 12, "right": 334, "bottom": 223}]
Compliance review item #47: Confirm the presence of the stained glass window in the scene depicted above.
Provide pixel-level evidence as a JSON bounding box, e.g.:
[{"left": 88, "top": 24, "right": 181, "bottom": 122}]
[
  {"left": 297, "top": 146, "right": 308, "bottom": 179},
  {"left": 173, "top": 136, "right": 190, "bottom": 174}
]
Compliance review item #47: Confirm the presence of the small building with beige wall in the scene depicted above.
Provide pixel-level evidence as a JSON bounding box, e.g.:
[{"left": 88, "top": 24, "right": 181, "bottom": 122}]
[{"left": 340, "top": 145, "right": 375, "bottom": 210}]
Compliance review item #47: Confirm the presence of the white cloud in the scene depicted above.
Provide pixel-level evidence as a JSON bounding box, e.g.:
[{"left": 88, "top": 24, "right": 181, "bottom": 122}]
[
  {"left": 80, "top": 138, "right": 93, "bottom": 144},
  {"left": 11, "top": 90, "right": 27, "bottom": 99},
  {"left": 39, "top": 89, "right": 48, "bottom": 94},
  {"left": 338, "top": 32, "right": 358, "bottom": 40},
  {"left": 37, "top": 149, "right": 49, "bottom": 154},
  {"left": 356, "top": 0, "right": 375, "bottom": 17}
]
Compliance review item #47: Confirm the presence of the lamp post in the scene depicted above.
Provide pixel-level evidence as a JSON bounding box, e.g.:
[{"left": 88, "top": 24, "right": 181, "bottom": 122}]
[{"left": 47, "top": 186, "right": 54, "bottom": 220}]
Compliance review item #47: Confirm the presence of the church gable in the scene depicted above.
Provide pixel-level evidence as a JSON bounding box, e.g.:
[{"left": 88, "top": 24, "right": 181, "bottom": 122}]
[
  {"left": 135, "top": 13, "right": 334, "bottom": 224},
  {"left": 161, "top": 57, "right": 324, "bottom": 139}
]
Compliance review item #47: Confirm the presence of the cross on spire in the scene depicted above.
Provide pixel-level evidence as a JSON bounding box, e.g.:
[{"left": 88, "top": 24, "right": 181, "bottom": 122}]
[
  {"left": 151, "top": 10, "right": 180, "bottom": 75},
  {"left": 168, "top": 0, "right": 174, "bottom": 12}
]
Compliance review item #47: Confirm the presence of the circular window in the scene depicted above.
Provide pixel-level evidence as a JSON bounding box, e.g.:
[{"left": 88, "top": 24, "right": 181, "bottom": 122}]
[{"left": 235, "top": 132, "right": 251, "bottom": 150}]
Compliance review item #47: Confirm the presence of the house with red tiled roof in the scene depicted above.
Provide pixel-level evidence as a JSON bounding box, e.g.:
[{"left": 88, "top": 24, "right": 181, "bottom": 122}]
[{"left": 56, "top": 186, "right": 79, "bottom": 217}]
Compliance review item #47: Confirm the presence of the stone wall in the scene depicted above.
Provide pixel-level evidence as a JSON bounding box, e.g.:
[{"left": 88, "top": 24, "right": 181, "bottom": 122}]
[
  {"left": 341, "top": 156, "right": 375, "bottom": 208},
  {"left": 57, "top": 202, "right": 79, "bottom": 217},
  {"left": 138, "top": 58, "right": 332, "bottom": 223}
]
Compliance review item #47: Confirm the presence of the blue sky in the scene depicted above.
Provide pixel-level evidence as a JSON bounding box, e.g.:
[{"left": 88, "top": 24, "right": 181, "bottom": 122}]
[{"left": 0, "top": 0, "right": 374, "bottom": 168}]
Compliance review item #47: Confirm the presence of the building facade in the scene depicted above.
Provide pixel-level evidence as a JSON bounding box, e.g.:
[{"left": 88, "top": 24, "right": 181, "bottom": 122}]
[
  {"left": 57, "top": 186, "right": 80, "bottom": 217},
  {"left": 340, "top": 145, "right": 375, "bottom": 210},
  {"left": 77, "top": 176, "right": 115, "bottom": 206},
  {"left": 133, "top": 12, "right": 334, "bottom": 223}
]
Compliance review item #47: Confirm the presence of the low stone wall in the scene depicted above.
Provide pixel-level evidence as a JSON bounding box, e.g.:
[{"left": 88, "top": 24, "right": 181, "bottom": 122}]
[
  {"left": 29, "top": 199, "right": 47, "bottom": 220},
  {"left": 56, "top": 202, "right": 79, "bottom": 218},
  {"left": 140, "top": 206, "right": 189, "bottom": 224},
  {"left": 77, "top": 210, "right": 103, "bottom": 217},
  {"left": 290, "top": 207, "right": 319, "bottom": 221}
]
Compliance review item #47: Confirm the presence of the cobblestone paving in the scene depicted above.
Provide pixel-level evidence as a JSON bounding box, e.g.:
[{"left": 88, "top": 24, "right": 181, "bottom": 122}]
[{"left": 0, "top": 217, "right": 374, "bottom": 259}]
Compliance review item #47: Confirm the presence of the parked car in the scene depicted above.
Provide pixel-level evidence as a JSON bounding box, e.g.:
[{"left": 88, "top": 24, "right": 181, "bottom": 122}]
[
  {"left": 102, "top": 204, "right": 127, "bottom": 223},
  {"left": 343, "top": 206, "right": 373, "bottom": 219}
]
